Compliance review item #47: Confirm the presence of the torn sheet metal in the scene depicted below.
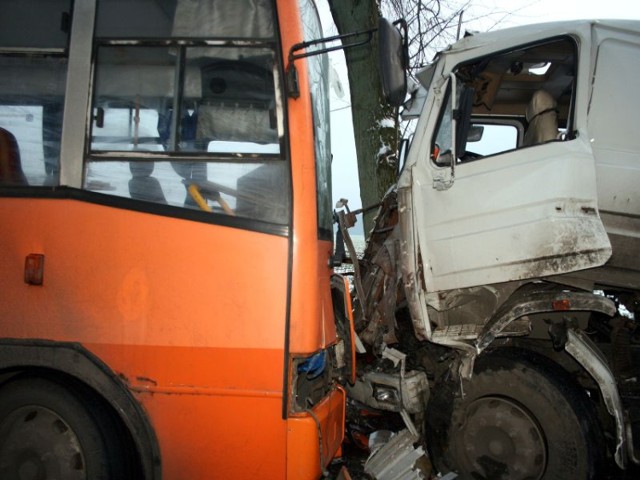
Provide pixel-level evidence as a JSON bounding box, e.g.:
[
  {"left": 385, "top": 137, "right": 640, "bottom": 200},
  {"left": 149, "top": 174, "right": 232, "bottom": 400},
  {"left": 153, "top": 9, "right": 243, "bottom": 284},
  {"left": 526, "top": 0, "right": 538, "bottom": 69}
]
[
  {"left": 364, "top": 429, "right": 430, "bottom": 480},
  {"left": 565, "top": 327, "right": 627, "bottom": 469}
]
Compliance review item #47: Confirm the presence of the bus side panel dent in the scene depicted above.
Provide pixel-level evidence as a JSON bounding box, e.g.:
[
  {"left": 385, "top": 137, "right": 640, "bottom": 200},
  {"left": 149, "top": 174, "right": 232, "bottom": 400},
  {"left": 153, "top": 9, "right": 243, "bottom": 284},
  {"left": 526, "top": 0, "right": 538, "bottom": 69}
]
[{"left": 287, "top": 386, "right": 346, "bottom": 479}]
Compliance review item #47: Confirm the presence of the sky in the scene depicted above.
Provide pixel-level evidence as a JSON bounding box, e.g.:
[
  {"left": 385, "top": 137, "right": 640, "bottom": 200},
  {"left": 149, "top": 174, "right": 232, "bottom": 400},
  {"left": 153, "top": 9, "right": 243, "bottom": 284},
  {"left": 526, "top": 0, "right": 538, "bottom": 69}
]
[
  {"left": 321, "top": 0, "right": 640, "bottom": 230},
  {"left": 492, "top": 0, "right": 640, "bottom": 27}
]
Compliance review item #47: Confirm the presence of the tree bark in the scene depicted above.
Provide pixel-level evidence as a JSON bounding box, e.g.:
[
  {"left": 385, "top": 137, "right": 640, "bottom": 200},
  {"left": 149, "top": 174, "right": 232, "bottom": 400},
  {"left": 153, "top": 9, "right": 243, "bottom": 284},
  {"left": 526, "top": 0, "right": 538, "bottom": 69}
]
[{"left": 328, "top": 0, "right": 399, "bottom": 236}]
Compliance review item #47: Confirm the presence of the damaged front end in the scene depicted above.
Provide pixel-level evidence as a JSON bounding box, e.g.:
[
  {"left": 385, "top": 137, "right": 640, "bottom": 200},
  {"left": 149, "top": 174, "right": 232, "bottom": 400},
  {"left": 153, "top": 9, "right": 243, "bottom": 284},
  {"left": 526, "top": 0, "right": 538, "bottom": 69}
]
[
  {"left": 334, "top": 191, "right": 430, "bottom": 435},
  {"left": 335, "top": 185, "right": 635, "bottom": 474},
  {"left": 286, "top": 273, "right": 359, "bottom": 478},
  {"left": 346, "top": 345, "right": 428, "bottom": 437}
]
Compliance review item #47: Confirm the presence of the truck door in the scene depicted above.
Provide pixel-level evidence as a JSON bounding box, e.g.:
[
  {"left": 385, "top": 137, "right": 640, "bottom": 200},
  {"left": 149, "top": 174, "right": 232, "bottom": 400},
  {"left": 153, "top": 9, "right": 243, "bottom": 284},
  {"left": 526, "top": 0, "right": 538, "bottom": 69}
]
[{"left": 410, "top": 36, "right": 612, "bottom": 293}]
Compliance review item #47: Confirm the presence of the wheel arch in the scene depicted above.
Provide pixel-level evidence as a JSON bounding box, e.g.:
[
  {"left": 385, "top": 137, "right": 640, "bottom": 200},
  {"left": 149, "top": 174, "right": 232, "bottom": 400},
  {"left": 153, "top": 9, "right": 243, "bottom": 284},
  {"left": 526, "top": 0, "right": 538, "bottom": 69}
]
[
  {"left": 0, "top": 339, "right": 161, "bottom": 480},
  {"left": 474, "top": 343, "right": 612, "bottom": 442},
  {"left": 428, "top": 344, "right": 607, "bottom": 479}
]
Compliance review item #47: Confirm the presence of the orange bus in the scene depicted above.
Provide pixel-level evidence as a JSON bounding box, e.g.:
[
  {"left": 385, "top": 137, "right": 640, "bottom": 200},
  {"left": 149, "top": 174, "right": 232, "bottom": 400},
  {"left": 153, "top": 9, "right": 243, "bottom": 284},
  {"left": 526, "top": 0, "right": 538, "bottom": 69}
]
[{"left": 0, "top": 0, "right": 360, "bottom": 478}]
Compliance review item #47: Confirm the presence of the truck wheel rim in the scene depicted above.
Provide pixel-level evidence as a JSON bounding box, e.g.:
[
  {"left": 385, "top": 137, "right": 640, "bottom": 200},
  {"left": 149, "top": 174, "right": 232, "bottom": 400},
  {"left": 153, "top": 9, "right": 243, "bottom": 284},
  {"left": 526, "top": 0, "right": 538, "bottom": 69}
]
[
  {"left": 454, "top": 396, "right": 547, "bottom": 480},
  {"left": 0, "top": 406, "right": 87, "bottom": 480}
]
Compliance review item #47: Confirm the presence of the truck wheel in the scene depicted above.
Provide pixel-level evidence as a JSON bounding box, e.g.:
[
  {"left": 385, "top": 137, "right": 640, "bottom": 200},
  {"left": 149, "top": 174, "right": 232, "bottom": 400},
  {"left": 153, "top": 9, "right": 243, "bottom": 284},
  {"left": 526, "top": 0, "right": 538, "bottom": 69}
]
[
  {"left": 431, "top": 350, "right": 603, "bottom": 480},
  {"left": 0, "top": 376, "right": 125, "bottom": 480}
]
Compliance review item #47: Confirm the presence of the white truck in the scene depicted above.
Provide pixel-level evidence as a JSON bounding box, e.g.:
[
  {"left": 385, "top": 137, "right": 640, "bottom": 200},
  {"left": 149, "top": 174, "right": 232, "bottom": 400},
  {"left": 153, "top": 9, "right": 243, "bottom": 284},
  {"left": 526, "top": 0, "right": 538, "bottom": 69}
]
[{"left": 341, "top": 19, "right": 640, "bottom": 479}]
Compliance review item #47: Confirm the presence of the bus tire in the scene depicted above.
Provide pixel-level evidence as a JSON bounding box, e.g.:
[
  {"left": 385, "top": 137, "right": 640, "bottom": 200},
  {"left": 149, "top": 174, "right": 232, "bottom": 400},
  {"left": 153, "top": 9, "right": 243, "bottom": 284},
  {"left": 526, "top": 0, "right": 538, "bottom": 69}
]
[
  {"left": 0, "top": 376, "right": 126, "bottom": 480},
  {"left": 433, "top": 349, "right": 603, "bottom": 480}
]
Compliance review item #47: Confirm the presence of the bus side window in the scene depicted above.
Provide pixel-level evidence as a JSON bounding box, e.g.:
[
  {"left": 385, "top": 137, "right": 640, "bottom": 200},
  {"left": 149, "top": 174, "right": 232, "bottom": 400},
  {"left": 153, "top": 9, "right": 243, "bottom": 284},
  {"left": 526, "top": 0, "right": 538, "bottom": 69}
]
[
  {"left": 85, "top": 0, "right": 290, "bottom": 226},
  {"left": 0, "top": 0, "right": 71, "bottom": 187},
  {"left": 0, "top": 127, "right": 27, "bottom": 185}
]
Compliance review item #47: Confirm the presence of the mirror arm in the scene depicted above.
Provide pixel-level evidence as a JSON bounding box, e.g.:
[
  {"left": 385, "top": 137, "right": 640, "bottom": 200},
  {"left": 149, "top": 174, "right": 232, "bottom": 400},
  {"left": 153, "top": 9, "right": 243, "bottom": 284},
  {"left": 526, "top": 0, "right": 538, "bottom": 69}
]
[
  {"left": 286, "top": 30, "right": 374, "bottom": 99},
  {"left": 287, "top": 30, "right": 374, "bottom": 64},
  {"left": 450, "top": 74, "right": 457, "bottom": 183},
  {"left": 393, "top": 18, "right": 409, "bottom": 68}
]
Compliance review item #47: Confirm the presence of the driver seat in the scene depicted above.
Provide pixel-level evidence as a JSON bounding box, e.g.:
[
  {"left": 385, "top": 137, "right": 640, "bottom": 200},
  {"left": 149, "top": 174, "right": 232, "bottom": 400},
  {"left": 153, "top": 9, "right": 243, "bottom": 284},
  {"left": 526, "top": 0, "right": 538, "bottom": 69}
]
[{"left": 523, "top": 90, "right": 558, "bottom": 147}]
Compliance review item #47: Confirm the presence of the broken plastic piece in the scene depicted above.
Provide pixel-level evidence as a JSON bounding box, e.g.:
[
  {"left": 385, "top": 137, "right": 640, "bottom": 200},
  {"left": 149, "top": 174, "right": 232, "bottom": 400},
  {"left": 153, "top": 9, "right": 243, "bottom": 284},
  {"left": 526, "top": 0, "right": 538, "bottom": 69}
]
[
  {"left": 382, "top": 345, "right": 406, "bottom": 367},
  {"left": 297, "top": 351, "right": 327, "bottom": 379},
  {"left": 364, "top": 429, "right": 429, "bottom": 480},
  {"left": 440, "top": 473, "right": 459, "bottom": 480}
]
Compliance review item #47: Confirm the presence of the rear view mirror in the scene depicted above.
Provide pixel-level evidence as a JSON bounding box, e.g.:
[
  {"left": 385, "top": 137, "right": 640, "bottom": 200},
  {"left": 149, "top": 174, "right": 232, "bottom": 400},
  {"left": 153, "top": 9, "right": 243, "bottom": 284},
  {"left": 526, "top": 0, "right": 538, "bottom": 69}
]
[
  {"left": 378, "top": 18, "right": 408, "bottom": 107},
  {"left": 467, "top": 125, "right": 485, "bottom": 142}
]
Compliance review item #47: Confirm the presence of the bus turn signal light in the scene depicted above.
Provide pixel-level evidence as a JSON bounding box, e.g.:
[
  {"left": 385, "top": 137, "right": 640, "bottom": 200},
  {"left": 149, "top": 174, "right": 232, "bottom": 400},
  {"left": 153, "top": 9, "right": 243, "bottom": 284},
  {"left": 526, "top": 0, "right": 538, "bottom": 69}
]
[{"left": 24, "top": 254, "right": 44, "bottom": 286}]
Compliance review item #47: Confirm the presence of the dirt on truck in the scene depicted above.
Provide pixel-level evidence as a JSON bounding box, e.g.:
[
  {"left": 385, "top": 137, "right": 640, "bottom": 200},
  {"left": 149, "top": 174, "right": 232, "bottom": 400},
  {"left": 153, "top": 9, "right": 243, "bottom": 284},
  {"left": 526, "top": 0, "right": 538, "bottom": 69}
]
[{"left": 337, "top": 19, "right": 640, "bottom": 480}]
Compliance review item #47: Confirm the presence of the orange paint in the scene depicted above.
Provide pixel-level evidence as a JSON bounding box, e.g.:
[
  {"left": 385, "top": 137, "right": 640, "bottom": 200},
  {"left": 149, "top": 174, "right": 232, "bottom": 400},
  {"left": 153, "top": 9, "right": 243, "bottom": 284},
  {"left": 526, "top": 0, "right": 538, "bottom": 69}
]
[
  {"left": 287, "top": 387, "right": 346, "bottom": 479},
  {"left": 277, "top": 0, "right": 336, "bottom": 355},
  {"left": 0, "top": 199, "right": 288, "bottom": 351},
  {"left": 0, "top": 194, "right": 344, "bottom": 478},
  {"left": 0, "top": 1, "right": 348, "bottom": 477}
]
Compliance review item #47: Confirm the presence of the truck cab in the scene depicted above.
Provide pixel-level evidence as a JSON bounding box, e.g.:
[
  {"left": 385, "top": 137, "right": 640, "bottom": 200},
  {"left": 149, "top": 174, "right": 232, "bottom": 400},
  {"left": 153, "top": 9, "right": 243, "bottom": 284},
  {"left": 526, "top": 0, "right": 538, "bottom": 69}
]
[{"left": 349, "top": 20, "right": 640, "bottom": 480}]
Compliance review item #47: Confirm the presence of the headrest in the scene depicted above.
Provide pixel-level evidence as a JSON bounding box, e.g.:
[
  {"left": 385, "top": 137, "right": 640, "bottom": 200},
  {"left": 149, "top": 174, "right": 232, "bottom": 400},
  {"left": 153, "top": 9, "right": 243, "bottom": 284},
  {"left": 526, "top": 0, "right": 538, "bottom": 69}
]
[
  {"left": 129, "top": 162, "right": 155, "bottom": 178},
  {"left": 526, "top": 90, "right": 557, "bottom": 122}
]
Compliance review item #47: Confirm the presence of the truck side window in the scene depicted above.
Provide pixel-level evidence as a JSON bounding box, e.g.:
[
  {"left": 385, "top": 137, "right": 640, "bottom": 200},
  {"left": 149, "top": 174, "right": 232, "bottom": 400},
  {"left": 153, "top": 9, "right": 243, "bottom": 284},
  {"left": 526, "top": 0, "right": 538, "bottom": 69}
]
[
  {"left": 85, "top": 0, "right": 289, "bottom": 226},
  {"left": 431, "top": 36, "right": 577, "bottom": 165},
  {"left": 431, "top": 83, "right": 454, "bottom": 166},
  {"left": 466, "top": 123, "right": 519, "bottom": 156},
  {"left": 0, "top": 0, "right": 71, "bottom": 186}
]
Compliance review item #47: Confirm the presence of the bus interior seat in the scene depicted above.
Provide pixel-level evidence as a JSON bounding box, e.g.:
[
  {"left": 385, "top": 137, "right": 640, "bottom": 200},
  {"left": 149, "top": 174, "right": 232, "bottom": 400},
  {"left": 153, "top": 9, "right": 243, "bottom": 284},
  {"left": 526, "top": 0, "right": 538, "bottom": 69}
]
[
  {"left": 523, "top": 89, "right": 558, "bottom": 146},
  {"left": 128, "top": 162, "right": 167, "bottom": 204},
  {"left": 0, "top": 127, "right": 28, "bottom": 186}
]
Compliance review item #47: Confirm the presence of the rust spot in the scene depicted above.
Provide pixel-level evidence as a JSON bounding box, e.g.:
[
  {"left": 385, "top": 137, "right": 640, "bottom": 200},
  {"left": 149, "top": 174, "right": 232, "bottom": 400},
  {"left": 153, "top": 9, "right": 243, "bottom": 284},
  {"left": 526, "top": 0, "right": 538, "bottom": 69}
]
[{"left": 136, "top": 376, "right": 158, "bottom": 387}]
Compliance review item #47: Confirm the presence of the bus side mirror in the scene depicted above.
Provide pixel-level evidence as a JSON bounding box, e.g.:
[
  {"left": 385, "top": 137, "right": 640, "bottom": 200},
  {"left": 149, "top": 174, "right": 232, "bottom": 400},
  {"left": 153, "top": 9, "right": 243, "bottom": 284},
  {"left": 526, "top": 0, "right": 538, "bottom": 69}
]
[{"left": 378, "top": 18, "right": 408, "bottom": 107}]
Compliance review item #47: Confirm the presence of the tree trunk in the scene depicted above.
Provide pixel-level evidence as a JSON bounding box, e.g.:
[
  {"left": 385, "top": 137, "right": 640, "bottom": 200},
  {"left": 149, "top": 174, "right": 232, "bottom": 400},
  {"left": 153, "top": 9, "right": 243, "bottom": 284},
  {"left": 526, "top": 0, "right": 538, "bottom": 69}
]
[{"left": 328, "top": 0, "right": 399, "bottom": 236}]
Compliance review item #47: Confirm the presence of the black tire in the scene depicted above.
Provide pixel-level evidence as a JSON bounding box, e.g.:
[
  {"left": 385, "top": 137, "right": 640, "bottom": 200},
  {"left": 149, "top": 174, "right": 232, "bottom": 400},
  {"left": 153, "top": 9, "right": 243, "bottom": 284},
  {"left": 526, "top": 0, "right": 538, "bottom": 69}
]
[
  {"left": 0, "top": 376, "right": 126, "bottom": 480},
  {"left": 428, "top": 349, "right": 604, "bottom": 480}
]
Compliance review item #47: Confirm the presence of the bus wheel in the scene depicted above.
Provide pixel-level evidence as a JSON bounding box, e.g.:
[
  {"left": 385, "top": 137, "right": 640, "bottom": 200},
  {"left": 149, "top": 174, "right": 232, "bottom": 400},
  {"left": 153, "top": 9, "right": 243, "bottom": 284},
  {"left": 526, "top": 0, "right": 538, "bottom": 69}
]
[
  {"left": 438, "top": 351, "right": 603, "bottom": 480},
  {"left": 0, "top": 376, "right": 123, "bottom": 480}
]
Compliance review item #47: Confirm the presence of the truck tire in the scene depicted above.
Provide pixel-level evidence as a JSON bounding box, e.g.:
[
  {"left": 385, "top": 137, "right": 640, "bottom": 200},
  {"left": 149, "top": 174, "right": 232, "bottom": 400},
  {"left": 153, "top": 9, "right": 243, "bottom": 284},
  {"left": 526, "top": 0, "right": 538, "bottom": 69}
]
[
  {"left": 429, "top": 349, "right": 603, "bottom": 480},
  {"left": 0, "top": 376, "right": 126, "bottom": 480}
]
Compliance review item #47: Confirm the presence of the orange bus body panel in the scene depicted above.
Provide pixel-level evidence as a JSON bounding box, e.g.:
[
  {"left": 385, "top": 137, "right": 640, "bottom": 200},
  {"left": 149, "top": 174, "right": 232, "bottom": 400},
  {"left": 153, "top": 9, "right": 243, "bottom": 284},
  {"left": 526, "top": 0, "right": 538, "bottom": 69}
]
[
  {"left": 0, "top": 198, "right": 287, "bottom": 350},
  {"left": 0, "top": 197, "right": 291, "bottom": 477},
  {"left": 277, "top": 0, "right": 337, "bottom": 355},
  {"left": 287, "top": 386, "right": 346, "bottom": 479}
]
